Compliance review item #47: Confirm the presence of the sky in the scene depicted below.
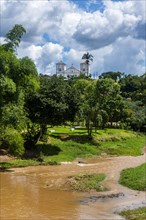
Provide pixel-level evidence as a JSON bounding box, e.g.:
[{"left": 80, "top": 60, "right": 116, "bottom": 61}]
[{"left": 0, "top": 0, "right": 146, "bottom": 76}]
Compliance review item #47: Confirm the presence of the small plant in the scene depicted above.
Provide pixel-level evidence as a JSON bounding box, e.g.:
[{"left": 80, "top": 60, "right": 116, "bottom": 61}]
[{"left": 67, "top": 173, "right": 106, "bottom": 191}]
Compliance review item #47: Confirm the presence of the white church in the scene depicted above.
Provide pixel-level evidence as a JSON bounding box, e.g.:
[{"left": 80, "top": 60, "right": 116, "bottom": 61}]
[{"left": 56, "top": 61, "right": 89, "bottom": 78}]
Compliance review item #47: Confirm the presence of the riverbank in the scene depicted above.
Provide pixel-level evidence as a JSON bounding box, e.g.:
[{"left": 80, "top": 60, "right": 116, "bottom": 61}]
[
  {"left": 1, "top": 152, "right": 145, "bottom": 220},
  {"left": 119, "top": 207, "right": 146, "bottom": 220},
  {"left": 1, "top": 128, "right": 145, "bottom": 219},
  {"left": 0, "top": 128, "right": 145, "bottom": 169}
]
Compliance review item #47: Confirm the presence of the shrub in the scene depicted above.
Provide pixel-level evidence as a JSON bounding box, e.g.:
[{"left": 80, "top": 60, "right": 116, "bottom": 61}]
[{"left": 3, "top": 127, "right": 25, "bottom": 157}]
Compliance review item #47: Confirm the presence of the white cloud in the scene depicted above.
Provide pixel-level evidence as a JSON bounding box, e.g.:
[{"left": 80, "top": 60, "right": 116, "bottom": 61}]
[
  {"left": 73, "top": 0, "right": 144, "bottom": 50},
  {"left": 102, "top": 36, "right": 145, "bottom": 75},
  {"left": 17, "top": 42, "right": 63, "bottom": 74},
  {"left": 0, "top": 0, "right": 145, "bottom": 75}
]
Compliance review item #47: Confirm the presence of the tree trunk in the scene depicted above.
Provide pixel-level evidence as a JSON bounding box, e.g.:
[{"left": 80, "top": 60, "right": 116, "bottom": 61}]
[
  {"left": 88, "top": 120, "right": 93, "bottom": 140},
  {"left": 40, "top": 124, "right": 48, "bottom": 142}
]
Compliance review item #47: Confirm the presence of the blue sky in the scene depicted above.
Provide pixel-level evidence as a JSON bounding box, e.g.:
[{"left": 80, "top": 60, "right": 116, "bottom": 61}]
[
  {"left": 70, "top": 0, "right": 105, "bottom": 12},
  {"left": 0, "top": 0, "right": 145, "bottom": 76}
]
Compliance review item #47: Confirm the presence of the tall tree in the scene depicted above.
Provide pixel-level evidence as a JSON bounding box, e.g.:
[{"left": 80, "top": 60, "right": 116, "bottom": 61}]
[
  {"left": 3, "top": 24, "right": 26, "bottom": 53},
  {"left": 82, "top": 52, "right": 93, "bottom": 76},
  {"left": 26, "top": 75, "right": 68, "bottom": 141},
  {"left": 99, "top": 71, "right": 124, "bottom": 82},
  {"left": 0, "top": 41, "right": 39, "bottom": 155},
  {"left": 94, "top": 78, "right": 124, "bottom": 127}
]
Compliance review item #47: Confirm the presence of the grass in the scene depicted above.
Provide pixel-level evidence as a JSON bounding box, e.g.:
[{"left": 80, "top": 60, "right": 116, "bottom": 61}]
[
  {"left": 0, "top": 159, "right": 60, "bottom": 170},
  {"left": 119, "top": 207, "right": 146, "bottom": 220},
  {"left": 0, "top": 127, "right": 145, "bottom": 169},
  {"left": 43, "top": 138, "right": 101, "bottom": 163},
  {"left": 119, "top": 163, "right": 146, "bottom": 191},
  {"left": 67, "top": 173, "right": 106, "bottom": 191},
  {"left": 98, "top": 136, "right": 145, "bottom": 156},
  {"left": 0, "top": 160, "right": 40, "bottom": 169},
  {"left": 48, "top": 127, "right": 145, "bottom": 160}
]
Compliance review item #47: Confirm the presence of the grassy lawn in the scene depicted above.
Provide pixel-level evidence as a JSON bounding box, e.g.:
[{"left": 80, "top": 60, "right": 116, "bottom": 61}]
[
  {"left": 0, "top": 127, "right": 145, "bottom": 169},
  {"left": 119, "top": 163, "right": 146, "bottom": 191},
  {"left": 66, "top": 173, "right": 106, "bottom": 191},
  {"left": 119, "top": 207, "right": 146, "bottom": 220}
]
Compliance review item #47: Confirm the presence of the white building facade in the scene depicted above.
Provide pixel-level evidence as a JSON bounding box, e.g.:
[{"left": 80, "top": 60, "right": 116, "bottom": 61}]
[
  {"left": 80, "top": 62, "right": 89, "bottom": 75},
  {"left": 56, "top": 61, "right": 89, "bottom": 77},
  {"left": 56, "top": 61, "right": 67, "bottom": 75}
]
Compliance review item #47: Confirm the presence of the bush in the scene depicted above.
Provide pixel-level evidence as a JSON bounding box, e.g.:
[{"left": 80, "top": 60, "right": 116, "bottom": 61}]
[{"left": 2, "top": 127, "right": 25, "bottom": 157}]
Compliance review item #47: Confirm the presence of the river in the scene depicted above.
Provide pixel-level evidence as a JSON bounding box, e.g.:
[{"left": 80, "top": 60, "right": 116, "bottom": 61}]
[{"left": 0, "top": 153, "right": 146, "bottom": 220}]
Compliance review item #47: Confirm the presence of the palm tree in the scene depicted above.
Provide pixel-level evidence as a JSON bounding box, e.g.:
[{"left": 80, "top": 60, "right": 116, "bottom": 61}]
[{"left": 82, "top": 52, "right": 93, "bottom": 76}]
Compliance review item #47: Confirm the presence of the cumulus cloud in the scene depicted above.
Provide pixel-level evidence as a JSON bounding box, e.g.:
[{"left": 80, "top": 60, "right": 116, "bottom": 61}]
[
  {"left": 17, "top": 42, "right": 63, "bottom": 74},
  {"left": 0, "top": 0, "right": 81, "bottom": 46},
  {"left": 73, "top": 0, "right": 145, "bottom": 50},
  {"left": 0, "top": 0, "right": 145, "bottom": 75},
  {"left": 102, "top": 36, "right": 145, "bottom": 75}
]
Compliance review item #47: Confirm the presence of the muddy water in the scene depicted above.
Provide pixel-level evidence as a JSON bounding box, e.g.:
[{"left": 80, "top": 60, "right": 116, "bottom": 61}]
[{"left": 0, "top": 154, "right": 146, "bottom": 220}]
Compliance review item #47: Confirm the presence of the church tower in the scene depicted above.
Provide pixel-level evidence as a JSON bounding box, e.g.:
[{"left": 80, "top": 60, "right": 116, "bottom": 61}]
[
  {"left": 56, "top": 61, "right": 66, "bottom": 76},
  {"left": 80, "top": 62, "right": 89, "bottom": 76}
]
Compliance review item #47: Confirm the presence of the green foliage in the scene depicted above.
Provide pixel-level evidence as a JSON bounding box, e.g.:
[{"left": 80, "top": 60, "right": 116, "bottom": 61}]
[
  {"left": 0, "top": 75, "right": 16, "bottom": 119},
  {"left": 99, "top": 71, "right": 124, "bottom": 81},
  {"left": 68, "top": 173, "right": 106, "bottom": 191},
  {"left": 0, "top": 25, "right": 145, "bottom": 158},
  {"left": 0, "top": 128, "right": 145, "bottom": 168},
  {"left": 43, "top": 128, "right": 145, "bottom": 163},
  {"left": 119, "top": 207, "right": 146, "bottom": 220},
  {"left": 0, "top": 75, "right": 16, "bottom": 96},
  {"left": 0, "top": 159, "right": 60, "bottom": 169},
  {"left": 1, "top": 103, "right": 27, "bottom": 131},
  {"left": 0, "top": 26, "right": 39, "bottom": 155},
  {"left": 2, "top": 127, "right": 25, "bottom": 157},
  {"left": 3, "top": 24, "right": 26, "bottom": 52},
  {"left": 18, "top": 57, "right": 39, "bottom": 94},
  {"left": 26, "top": 75, "right": 69, "bottom": 139},
  {"left": 82, "top": 52, "right": 93, "bottom": 64},
  {"left": 0, "top": 160, "right": 39, "bottom": 169},
  {"left": 122, "top": 100, "right": 146, "bottom": 131},
  {"left": 82, "top": 52, "right": 93, "bottom": 76},
  {"left": 119, "top": 163, "right": 146, "bottom": 191},
  {"left": 120, "top": 74, "right": 146, "bottom": 105},
  {"left": 95, "top": 79, "right": 124, "bottom": 125}
]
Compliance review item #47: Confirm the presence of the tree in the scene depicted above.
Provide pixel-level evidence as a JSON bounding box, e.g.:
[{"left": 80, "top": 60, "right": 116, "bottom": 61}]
[
  {"left": 99, "top": 71, "right": 124, "bottom": 82},
  {"left": 123, "top": 100, "right": 146, "bottom": 131},
  {"left": 2, "top": 24, "right": 26, "bottom": 53},
  {"left": 26, "top": 75, "right": 69, "bottom": 141},
  {"left": 0, "top": 36, "right": 39, "bottom": 155},
  {"left": 73, "top": 79, "right": 97, "bottom": 138},
  {"left": 94, "top": 78, "right": 124, "bottom": 128},
  {"left": 82, "top": 52, "right": 93, "bottom": 76},
  {"left": 72, "top": 78, "right": 92, "bottom": 126},
  {"left": 119, "top": 74, "right": 142, "bottom": 100}
]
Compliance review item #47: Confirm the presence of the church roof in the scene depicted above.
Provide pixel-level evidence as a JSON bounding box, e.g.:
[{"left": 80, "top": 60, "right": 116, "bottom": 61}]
[
  {"left": 66, "top": 65, "right": 80, "bottom": 72},
  {"left": 56, "top": 61, "right": 66, "bottom": 65},
  {"left": 65, "top": 66, "right": 80, "bottom": 73}
]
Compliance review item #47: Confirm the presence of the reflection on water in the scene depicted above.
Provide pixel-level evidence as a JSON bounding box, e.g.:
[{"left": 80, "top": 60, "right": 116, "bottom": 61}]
[
  {"left": 0, "top": 154, "right": 146, "bottom": 220},
  {"left": 0, "top": 173, "right": 81, "bottom": 220}
]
